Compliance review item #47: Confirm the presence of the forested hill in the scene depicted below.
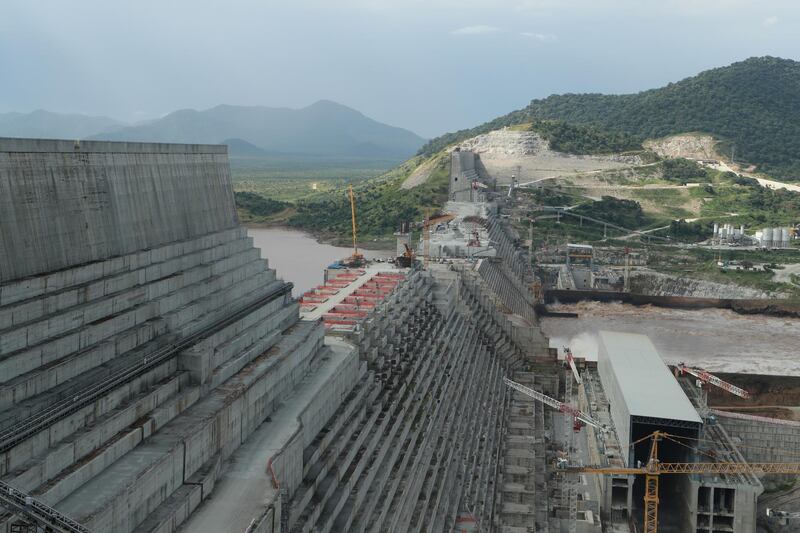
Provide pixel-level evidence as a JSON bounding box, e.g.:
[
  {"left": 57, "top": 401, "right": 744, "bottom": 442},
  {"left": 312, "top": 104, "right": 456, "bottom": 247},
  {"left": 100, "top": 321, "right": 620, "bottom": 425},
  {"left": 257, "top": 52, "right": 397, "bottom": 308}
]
[{"left": 420, "top": 57, "right": 800, "bottom": 179}]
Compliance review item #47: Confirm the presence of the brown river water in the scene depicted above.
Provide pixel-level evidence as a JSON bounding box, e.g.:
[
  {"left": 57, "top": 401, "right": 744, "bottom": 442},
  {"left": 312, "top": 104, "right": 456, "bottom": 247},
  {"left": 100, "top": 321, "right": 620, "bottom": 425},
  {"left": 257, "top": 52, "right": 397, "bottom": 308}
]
[
  {"left": 247, "top": 227, "right": 392, "bottom": 295},
  {"left": 540, "top": 301, "right": 800, "bottom": 376}
]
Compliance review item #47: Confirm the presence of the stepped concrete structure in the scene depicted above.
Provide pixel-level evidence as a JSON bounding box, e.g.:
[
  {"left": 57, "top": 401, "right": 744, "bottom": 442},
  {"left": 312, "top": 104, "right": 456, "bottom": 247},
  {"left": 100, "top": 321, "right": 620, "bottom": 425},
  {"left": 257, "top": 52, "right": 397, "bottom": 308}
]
[
  {"left": 0, "top": 138, "right": 335, "bottom": 533},
  {"left": 5, "top": 133, "right": 780, "bottom": 533},
  {"left": 0, "top": 137, "right": 562, "bottom": 533}
]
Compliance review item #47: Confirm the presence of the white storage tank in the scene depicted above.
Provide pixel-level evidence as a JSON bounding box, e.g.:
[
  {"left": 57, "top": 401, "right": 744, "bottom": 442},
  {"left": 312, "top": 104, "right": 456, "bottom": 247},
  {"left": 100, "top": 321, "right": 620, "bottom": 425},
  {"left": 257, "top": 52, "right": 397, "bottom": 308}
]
[
  {"left": 783, "top": 228, "right": 791, "bottom": 248},
  {"left": 763, "top": 227, "right": 774, "bottom": 248}
]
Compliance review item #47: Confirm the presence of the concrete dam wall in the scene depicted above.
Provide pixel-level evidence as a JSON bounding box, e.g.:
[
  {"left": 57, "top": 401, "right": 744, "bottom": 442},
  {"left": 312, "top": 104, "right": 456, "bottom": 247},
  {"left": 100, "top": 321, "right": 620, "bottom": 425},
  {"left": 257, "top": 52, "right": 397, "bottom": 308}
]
[
  {"left": 0, "top": 138, "right": 555, "bottom": 533},
  {"left": 0, "top": 139, "right": 330, "bottom": 533},
  {"left": 0, "top": 138, "right": 237, "bottom": 283}
]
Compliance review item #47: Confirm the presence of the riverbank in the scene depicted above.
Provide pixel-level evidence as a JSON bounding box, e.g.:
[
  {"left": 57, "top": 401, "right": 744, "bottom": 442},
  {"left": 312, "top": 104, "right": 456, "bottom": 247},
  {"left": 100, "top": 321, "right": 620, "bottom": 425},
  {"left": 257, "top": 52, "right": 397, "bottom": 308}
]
[
  {"left": 539, "top": 300, "right": 800, "bottom": 376},
  {"left": 246, "top": 226, "right": 393, "bottom": 295},
  {"left": 243, "top": 222, "right": 395, "bottom": 251},
  {"left": 544, "top": 288, "right": 800, "bottom": 319}
]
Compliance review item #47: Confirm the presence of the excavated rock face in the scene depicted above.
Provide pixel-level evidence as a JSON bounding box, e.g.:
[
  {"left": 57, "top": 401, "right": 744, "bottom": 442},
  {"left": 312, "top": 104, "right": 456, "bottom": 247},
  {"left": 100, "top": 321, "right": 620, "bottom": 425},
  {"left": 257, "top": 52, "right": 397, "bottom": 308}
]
[
  {"left": 629, "top": 271, "right": 786, "bottom": 299},
  {"left": 458, "top": 129, "right": 643, "bottom": 165},
  {"left": 644, "top": 134, "right": 719, "bottom": 161},
  {"left": 459, "top": 129, "right": 550, "bottom": 156}
]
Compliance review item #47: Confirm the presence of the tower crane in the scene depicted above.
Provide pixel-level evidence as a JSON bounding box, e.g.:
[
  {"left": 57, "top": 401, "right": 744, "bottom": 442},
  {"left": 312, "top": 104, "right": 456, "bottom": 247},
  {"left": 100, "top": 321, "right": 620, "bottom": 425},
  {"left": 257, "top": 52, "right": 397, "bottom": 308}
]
[
  {"left": 422, "top": 213, "right": 455, "bottom": 268},
  {"left": 564, "top": 430, "right": 800, "bottom": 533},
  {"left": 676, "top": 363, "right": 751, "bottom": 399},
  {"left": 503, "top": 377, "right": 605, "bottom": 432},
  {"left": 345, "top": 185, "right": 365, "bottom": 267}
]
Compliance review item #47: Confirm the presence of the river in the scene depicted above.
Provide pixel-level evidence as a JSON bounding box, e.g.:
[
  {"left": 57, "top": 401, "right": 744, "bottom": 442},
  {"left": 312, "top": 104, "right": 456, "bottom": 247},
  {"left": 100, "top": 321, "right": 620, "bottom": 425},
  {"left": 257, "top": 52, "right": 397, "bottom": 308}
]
[
  {"left": 540, "top": 301, "right": 800, "bottom": 376},
  {"left": 247, "top": 227, "right": 392, "bottom": 295}
]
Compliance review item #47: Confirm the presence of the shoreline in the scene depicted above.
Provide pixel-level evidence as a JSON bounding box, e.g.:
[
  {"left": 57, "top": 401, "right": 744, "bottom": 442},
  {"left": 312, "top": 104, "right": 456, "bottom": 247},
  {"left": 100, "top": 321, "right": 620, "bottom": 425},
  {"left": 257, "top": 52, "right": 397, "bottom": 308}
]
[{"left": 243, "top": 223, "right": 396, "bottom": 252}]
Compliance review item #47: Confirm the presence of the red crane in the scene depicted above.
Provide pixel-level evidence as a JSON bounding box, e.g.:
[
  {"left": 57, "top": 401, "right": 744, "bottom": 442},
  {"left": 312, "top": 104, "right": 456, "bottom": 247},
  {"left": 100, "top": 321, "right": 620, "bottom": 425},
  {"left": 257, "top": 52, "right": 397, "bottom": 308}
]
[{"left": 676, "top": 363, "right": 751, "bottom": 399}]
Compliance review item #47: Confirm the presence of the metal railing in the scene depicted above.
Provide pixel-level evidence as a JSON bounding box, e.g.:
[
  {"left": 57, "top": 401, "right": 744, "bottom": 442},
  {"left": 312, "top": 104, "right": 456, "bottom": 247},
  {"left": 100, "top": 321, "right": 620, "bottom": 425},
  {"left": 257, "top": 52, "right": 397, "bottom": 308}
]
[{"left": 0, "top": 479, "right": 89, "bottom": 532}]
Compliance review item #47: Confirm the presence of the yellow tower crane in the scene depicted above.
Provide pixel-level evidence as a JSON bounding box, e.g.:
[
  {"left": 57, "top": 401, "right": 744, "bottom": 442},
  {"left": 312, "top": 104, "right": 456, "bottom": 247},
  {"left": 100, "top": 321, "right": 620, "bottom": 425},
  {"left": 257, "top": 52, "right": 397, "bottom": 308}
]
[
  {"left": 345, "top": 185, "right": 365, "bottom": 267},
  {"left": 564, "top": 430, "right": 800, "bottom": 533}
]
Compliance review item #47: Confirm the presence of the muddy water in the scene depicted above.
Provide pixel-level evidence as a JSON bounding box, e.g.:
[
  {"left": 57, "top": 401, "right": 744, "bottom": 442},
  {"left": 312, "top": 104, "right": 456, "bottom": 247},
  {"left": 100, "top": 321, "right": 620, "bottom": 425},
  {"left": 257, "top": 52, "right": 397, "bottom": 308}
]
[
  {"left": 246, "top": 227, "right": 392, "bottom": 295},
  {"left": 540, "top": 301, "right": 800, "bottom": 376}
]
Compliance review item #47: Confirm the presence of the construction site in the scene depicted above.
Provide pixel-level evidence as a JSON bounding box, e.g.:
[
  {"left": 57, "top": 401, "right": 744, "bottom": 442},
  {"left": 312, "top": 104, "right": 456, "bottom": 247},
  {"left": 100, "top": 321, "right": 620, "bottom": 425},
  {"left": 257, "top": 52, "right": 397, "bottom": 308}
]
[{"left": 1, "top": 138, "right": 799, "bottom": 533}]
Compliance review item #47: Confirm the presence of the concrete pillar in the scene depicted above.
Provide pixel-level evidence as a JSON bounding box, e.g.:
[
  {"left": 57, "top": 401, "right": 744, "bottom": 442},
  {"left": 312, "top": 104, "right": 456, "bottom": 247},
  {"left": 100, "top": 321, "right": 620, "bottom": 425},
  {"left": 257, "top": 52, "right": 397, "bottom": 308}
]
[{"left": 179, "top": 339, "right": 213, "bottom": 386}]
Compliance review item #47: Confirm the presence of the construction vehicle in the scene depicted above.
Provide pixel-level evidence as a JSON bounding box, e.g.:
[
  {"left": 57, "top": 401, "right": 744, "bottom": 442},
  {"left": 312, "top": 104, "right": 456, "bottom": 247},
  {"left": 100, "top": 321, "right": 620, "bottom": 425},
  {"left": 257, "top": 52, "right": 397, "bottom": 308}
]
[
  {"left": 503, "top": 377, "right": 605, "bottom": 433},
  {"left": 766, "top": 508, "right": 800, "bottom": 525},
  {"left": 396, "top": 243, "right": 416, "bottom": 268},
  {"left": 343, "top": 185, "right": 366, "bottom": 267},
  {"left": 676, "top": 363, "right": 751, "bottom": 399},
  {"left": 563, "top": 430, "right": 800, "bottom": 533},
  {"left": 422, "top": 212, "right": 456, "bottom": 268}
]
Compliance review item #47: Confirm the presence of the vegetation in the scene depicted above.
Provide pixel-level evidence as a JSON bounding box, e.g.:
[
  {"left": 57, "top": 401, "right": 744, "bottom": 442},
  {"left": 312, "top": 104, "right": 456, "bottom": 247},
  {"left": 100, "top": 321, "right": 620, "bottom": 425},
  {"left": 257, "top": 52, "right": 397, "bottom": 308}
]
[
  {"left": 667, "top": 220, "right": 714, "bottom": 242},
  {"left": 234, "top": 191, "right": 290, "bottom": 221},
  {"left": 421, "top": 57, "right": 800, "bottom": 178},
  {"left": 532, "top": 121, "right": 642, "bottom": 155},
  {"left": 660, "top": 158, "right": 709, "bottom": 184},
  {"left": 418, "top": 117, "right": 641, "bottom": 157},
  {"left": 702, "top": 178, "right": 800, "bottom": 227},
  {"left": 572, "top": 196, "right": 648, "bottom": 228},
  {"left": 286, "top": 155, "right": 449, "bottom": 242}
]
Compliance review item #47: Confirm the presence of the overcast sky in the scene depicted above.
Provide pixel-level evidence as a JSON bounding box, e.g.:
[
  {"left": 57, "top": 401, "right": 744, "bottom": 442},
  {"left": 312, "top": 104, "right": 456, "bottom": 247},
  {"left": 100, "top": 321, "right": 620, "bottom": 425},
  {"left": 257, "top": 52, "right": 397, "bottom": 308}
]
[{"left": 1, "top": 0, "right": 798, "bottom": 137}]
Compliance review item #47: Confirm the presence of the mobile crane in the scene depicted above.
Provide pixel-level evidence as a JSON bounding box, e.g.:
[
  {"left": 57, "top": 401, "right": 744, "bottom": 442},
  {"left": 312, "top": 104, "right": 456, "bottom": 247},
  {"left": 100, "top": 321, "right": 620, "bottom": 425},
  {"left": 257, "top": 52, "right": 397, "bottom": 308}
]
[
  {"left": 564, "top": 430, "right": 800, "bottom": 533},
  {"left": 676, "top": 363, "right": 751, "bottom": 399}
]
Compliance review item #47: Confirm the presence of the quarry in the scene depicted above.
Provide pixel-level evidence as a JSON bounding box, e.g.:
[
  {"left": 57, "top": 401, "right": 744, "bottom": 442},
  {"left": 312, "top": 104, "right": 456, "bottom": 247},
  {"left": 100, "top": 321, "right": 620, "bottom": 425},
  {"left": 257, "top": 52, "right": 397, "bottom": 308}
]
[{"left": 1, "top": 136, "right": 800, "bottom": 533}]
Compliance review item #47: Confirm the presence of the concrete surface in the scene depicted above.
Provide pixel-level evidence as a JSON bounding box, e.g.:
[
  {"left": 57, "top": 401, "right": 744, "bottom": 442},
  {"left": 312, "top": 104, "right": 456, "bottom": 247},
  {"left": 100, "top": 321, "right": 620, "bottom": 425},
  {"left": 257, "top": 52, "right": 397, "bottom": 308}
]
[{"left": 0, "top": 138, "right": 237, "bottom": 282}]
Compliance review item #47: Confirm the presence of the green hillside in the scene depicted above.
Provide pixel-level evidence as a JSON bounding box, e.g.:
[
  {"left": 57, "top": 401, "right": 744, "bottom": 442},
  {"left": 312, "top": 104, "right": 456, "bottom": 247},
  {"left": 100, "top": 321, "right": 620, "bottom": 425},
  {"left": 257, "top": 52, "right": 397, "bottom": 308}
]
[
  {"left": 285, "top": 155, "right": 450, "bottom": 244},
  {"left": 420, "top": 57, "right": 800, "bottom": 178}
]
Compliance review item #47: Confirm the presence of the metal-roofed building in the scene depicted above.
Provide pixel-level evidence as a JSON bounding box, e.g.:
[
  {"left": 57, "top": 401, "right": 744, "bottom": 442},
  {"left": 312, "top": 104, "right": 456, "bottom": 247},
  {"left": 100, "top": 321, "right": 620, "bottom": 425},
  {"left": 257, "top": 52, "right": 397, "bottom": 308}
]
[
  {"left": 593, "top": 331, "right": 762, "bottom": 532},
  {"left": 597, "top": 330, "right": 702, "bottom": 463}
]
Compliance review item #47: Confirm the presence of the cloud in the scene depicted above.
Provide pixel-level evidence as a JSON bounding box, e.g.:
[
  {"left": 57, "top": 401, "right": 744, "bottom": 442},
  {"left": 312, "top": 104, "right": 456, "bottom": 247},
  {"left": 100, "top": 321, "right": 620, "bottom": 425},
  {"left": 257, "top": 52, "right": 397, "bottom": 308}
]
[
  {"left": 521, "top": 31, "right": 557, "bottom": 42},
  {"left": 450, "top": 25, "right": 502, "bottom": 35},
  {"left": 762, "top": 15, "right": 779, "bottom": 27}
]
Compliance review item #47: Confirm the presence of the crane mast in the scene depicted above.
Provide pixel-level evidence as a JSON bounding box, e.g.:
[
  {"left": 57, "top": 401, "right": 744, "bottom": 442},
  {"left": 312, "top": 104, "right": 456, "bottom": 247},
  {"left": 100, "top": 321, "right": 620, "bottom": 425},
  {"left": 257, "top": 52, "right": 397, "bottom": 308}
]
[
  {"left": 565, "top": 430, "right": 800, "bottom": 533},
  {"left": 422, "top": 213, "right": 455, "bottom": 269},
  {"left": 676, "top": 363, "right": 751, "bottom": 399},
  {"left": 345, "top": 185, "right": 364, "bottom": 267}
]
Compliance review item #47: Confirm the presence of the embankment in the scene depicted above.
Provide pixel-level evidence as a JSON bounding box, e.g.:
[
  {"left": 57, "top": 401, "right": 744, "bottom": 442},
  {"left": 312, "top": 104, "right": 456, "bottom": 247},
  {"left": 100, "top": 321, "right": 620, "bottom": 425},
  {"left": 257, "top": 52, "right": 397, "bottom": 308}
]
[{"left": 544, "top": 289, "right": 800, "bottom": 318}]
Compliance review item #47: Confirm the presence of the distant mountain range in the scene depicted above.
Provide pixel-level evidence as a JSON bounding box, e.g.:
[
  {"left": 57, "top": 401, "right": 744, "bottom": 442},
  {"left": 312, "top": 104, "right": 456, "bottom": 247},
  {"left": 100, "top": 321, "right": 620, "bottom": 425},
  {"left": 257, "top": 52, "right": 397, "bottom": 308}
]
[
  {"left": 0, "top": 101, "right": 425, "bottom": 161},
  {"left": 0, "top": 110, "right": 122, "bottom": 140}
]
